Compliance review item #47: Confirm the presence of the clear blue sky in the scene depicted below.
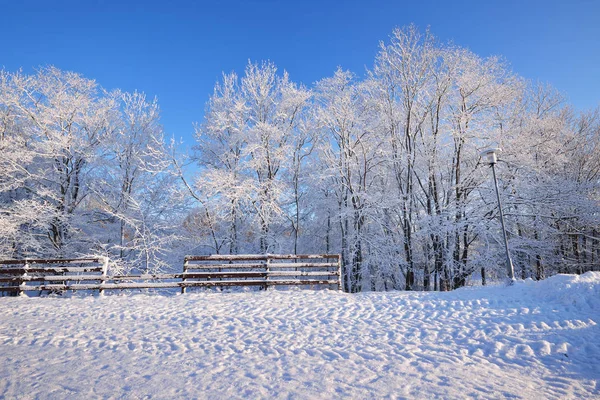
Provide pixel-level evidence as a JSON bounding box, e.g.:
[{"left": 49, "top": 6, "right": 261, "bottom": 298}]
[{"left": 2, "top": 0, "right": 599, "bottom": 146}]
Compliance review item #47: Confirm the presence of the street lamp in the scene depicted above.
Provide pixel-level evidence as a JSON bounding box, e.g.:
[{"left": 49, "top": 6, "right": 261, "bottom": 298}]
[{"left": 480, "top": 148, "right": 516, "bottom": 283}]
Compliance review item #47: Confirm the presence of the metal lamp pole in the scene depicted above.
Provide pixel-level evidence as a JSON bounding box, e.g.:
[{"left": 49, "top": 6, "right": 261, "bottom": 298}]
[{"left": 481, "top": 149, "right": 515, "bottom": 282}]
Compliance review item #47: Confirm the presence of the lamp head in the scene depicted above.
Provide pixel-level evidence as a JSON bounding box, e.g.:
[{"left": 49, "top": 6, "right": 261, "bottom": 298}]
[{"left": 480, "top": 148, "right": 502, "bottom": 165}]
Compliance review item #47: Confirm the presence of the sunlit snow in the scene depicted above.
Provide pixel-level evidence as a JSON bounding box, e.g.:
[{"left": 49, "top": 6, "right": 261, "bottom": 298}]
[{"left": 1, "top": 273, "right": 599, "bottom": 398}]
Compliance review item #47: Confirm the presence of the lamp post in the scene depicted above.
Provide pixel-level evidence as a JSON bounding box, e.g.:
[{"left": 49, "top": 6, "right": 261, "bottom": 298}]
[{"left": 480, "top": 148, "right": 515, "bottom": 282}]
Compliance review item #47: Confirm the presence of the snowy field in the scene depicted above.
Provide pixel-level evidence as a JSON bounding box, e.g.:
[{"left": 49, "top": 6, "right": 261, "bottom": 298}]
[{"left": 1, "top": 273, "right": 599, "bottom": 399}]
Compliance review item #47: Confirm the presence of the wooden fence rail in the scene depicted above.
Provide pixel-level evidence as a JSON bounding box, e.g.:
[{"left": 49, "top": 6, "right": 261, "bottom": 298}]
[{"left": 0, "top": 254, "right": 342, "bottom": 296}]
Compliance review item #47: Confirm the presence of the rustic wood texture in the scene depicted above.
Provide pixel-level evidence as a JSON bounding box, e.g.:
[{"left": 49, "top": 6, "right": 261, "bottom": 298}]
[
  {"left": 0, "top": 279, "right": 340, "bottom": 292},
  {"left": 184, "top": 263, "right": 267, "bottom": 270},
  {"left": 0, "top": 254, "right": 342, "bottom": 295},
  {"left": 0, "top": 257, "right": 107, "bottom": 296},
  {"left": 0, "top": 267, "right": 104, "bottom": 274},
  {"left": 184, "top": 254, "right": 339, "bottom": 261},
  {"left": 0, "top": 258, "right": 101, "bottom": 265},
  {"left": 182, "top": 254, "right": 341, "bottom": 292}
]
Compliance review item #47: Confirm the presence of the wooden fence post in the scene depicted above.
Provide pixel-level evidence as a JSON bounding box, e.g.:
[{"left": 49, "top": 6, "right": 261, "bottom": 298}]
[
  {"left": 337, "top": 255, "right": 343, "bottom": 291},
  {"left": 182, "top": 258, "right": 188, "bottom": 294},
  {"left": 99, "top": 256, "right": 108, "bottom": 295},
  {"left": 19, "top": 260, "right": 29, "bottom": 296},
  {"left": 265, "top": 255, "right": 270, "bottom": 291}
]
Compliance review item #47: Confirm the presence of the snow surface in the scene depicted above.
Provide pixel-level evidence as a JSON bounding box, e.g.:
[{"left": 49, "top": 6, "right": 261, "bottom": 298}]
[{"left": 1, "top": 273, "right": 599, "bottom": 399}]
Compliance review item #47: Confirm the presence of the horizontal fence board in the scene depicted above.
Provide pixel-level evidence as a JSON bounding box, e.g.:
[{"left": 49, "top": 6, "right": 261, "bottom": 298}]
[
  {"left": 184, "top": 272, "right": 267, "bottom": 279},
  {"left": 109, "top": 274, "right": 181, "bottom": 281},
  {"left": 185, "top": 263, "right": 266, "bottom": 270},
  {"left": 0, "top": 267, "right": 104, "bottom": 274},
  {"left": 186, "top": 255, "right": 268, "bottom": 261},
  {"left": 185, "top": 280, "right": 266, "bottom": 287},
  {"left": 184, "top": 279, "right": 339, "bottom": 287},
  {"left": 267, "top": 280, "right": 339, "bottom": 285},
  {"left": 0, "top": 258, "right": 101, "bottom": 265},
  {"left": 0, "top": 275, "right": 104, "bottom": 283},
  {"left": 1, "top": 283, "right": 180, "bottom": 291},
  {"left": 0, "top": 274, "right": 336, "bottom": 285},
  {"left": 2, "top": 281, "right": 264, "bottom": 291},
  {"left": 185, "top": 254, "right": 340, "bottom": 262},
  {"left": 1, "top": 279, "right": 340, "bottom": 292},
  {"left": 267, "top": 254, "right": 340, "bottom": 260},
  {"left": 264, "top": 271, "right": 339, "bottom": 277},
  {"left": 185, "top": 264, "right": 337, "bottom": 270},
  {"left": 265, "top": 262, "right": 338, "bottom": 268}
]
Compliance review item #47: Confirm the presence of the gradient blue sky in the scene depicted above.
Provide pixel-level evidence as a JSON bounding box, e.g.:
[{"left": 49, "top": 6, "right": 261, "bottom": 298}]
[{"left": 2, "top": 0, "right": 599, "bottom": 145}]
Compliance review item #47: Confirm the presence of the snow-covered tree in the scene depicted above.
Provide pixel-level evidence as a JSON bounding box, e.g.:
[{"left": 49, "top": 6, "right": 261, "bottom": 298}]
[
  {"left": 191, "top": 61, "right": 310, "bottom": 254},
  {"left": 0, "top": 67, "right": 181, "bottom": 272}
]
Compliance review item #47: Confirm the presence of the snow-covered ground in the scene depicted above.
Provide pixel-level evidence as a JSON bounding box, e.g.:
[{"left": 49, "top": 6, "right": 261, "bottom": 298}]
[{"left": 1, "top": 273, "right": 599, "bottom": 399}]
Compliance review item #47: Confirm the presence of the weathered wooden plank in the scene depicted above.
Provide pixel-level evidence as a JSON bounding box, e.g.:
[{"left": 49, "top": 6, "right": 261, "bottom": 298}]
[
  {"left": 184, "top": 280, "right": 267, "bottom": 287},
  {"left": 183, "top": 272, "right": 267, "bottom": 279},
  {"left": 184, "top": 254, "right": 340, "bottom": 262},
  {"left": 0, "top": 281, "right": 251, "bottom": 292},
  {"left": 0, "top": 258, "right": 101, "bottom": 265},
  {"left": 183, "top": 280, "right": 339, "bottom": 287},
  {"left": 266, "top": 280, "right": 339, "bottom": 286},
  {"left": 0, "top": 277, "right": 26, "bottom": 282},
  {"left": 108, "top": 274, "right": 182, "bottom": 280},
  {"left": 265, "top": 271, "right": 339, "bottom": 277},
  {"left": 268, "top": 254, "right": 340, "bottom": 260},
  {"left": 0, "top": 267, "right": 104, "bottom": 274},
  {"left": 184, "top": 279, "right": 340, "bottom": 287},
  {"left": 185, "top": 255, "right": 268, "bottom": 261},
  {"left": 2, "top": 278, "right": 341, "bottom": 292},
  {"left": 5, "top": 281, "right": 265, "bottom": 290},
  {"left": 184, "top": 263, "right": 266, "bottom": 270},
  {"left": 262, "top": 262, "right": 338, "bottom": 268},
  {"left": 107, "top": 271, "right": 332, "bottom": 280},
  {"left": 8, "top": 282, "right": 181, "bottom": 291},
  {"left": 184, "top": 264, "right": 337, "bottom": 270},
  {"left": 0, "top": 275, "right": 104, "bottom": 283}
]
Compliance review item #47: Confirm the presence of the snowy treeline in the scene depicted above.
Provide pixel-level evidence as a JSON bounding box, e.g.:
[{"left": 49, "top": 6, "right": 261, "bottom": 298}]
[
  {"left": 2, "top": 27, "right": 599, "bottom": 290},
  {"left": 188, "top": 26, "right": 600, "bottom": 291}
]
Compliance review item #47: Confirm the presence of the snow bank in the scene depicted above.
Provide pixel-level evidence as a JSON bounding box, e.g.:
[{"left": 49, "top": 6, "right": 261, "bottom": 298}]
[
  {"left": 525, "top": 271, "right": 600, "bottom": 310},
  {"left": 0, "top": 273, "right": 599, "bottom": 399}
]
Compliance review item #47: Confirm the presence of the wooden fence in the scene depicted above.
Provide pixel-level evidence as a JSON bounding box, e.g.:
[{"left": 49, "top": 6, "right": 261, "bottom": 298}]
[
  {"left": 0, "top": 254, "right": 341, "bottom": 296},
  {"left": 182, "top": 254, "right": 342, "bottom": 293},
  {"left": 0, "top": 257, "right": 108, "bottom": 296}
]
